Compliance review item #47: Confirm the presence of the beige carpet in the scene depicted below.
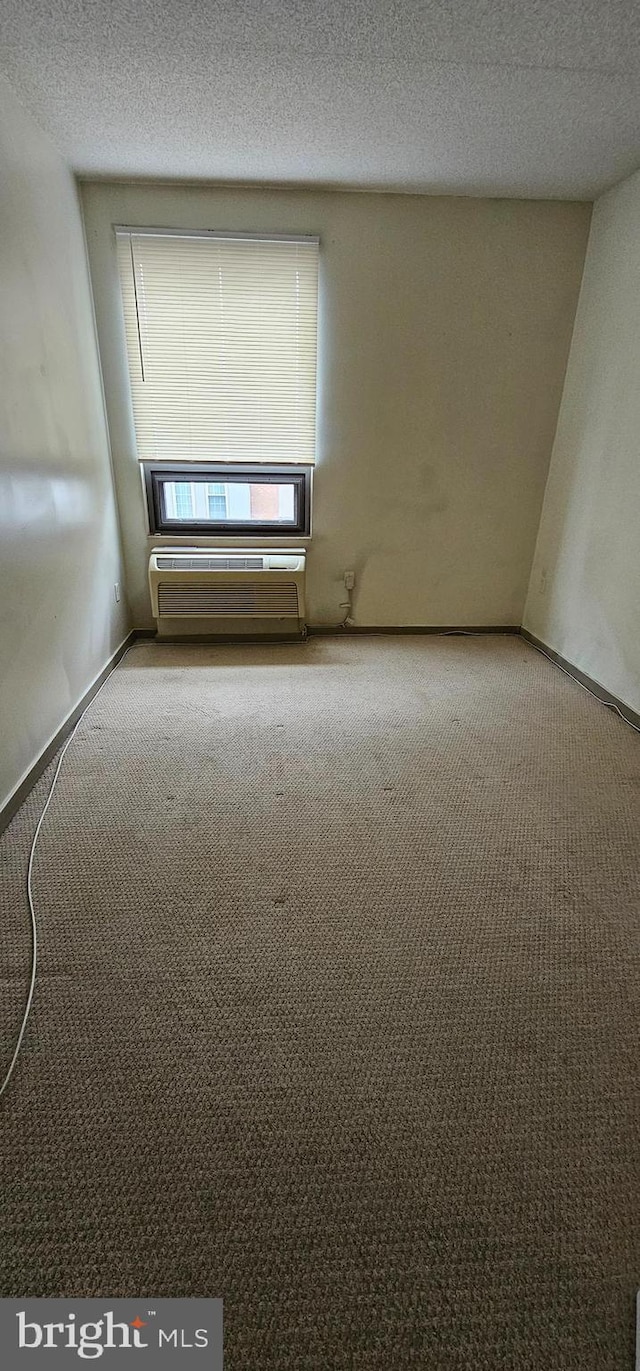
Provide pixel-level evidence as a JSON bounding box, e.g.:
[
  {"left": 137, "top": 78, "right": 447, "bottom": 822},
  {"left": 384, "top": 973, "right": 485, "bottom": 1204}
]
[{"left": 1, "top": 635, "right": 639, "bottom": 1369}]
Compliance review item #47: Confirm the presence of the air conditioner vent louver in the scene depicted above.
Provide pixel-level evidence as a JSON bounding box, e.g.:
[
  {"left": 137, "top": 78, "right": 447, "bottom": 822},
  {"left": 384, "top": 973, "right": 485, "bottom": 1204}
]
[
  {"left": 156, "top": 555, "right": 264, "bottom": 570},
  {"left": 149, "top": 547, "right": 306, "bottom": 637},
  {"left": 157, "top": 581, "right": 300, "bottom": 617}
]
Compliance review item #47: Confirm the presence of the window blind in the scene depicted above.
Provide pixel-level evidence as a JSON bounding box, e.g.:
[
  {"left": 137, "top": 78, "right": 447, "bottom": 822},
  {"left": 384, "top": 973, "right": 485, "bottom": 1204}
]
[{"left": 115, "top": 229, "right": 319, "bottom": 464}]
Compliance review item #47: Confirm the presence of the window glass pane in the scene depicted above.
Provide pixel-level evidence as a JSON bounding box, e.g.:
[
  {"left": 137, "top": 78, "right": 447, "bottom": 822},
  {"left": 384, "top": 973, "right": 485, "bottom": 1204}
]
[{"left": 161, "top": 480, "right": 297, "bottom": 524}]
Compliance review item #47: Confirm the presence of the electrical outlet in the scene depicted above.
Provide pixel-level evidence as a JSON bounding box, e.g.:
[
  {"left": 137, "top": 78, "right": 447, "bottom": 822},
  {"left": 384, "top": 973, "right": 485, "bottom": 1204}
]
[
  {"left": 344, "top": 570, "right": 355, "bottom": 591},
  {"left": 539, "top": 569, "right": 547, "bottom": 595},
  {"left": 114, "top": 582, "right": 121, "bottom": 603}
]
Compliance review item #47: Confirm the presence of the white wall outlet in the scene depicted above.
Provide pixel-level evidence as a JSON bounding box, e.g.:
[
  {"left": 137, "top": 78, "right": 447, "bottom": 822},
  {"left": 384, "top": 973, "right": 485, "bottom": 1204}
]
[
  {"left": 114, "top": 582, "right": 121, "bottom": 603},
  {"left": 539, "top": 569, "right": 547, "bottom": 595},
  {"left": 344, "top": 570, "right": 356, "bottom": 591}
]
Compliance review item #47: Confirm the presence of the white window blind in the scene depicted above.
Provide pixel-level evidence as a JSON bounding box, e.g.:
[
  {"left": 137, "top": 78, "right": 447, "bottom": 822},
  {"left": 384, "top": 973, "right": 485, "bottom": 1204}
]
[{"left": 115, "top": 229, "right": 319, "bottom": 464}]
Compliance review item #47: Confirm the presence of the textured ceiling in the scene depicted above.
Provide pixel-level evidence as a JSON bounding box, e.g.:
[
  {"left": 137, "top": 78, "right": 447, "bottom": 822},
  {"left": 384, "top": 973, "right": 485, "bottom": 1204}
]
[{"left": 2, "top": 0, "right": 640, "bottom": 197}]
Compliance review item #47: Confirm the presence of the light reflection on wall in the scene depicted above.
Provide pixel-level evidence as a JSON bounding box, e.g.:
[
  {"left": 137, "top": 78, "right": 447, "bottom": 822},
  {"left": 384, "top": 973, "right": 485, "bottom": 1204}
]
[{"left": 0, "top": 465, "right": 93, "bottom": 533}]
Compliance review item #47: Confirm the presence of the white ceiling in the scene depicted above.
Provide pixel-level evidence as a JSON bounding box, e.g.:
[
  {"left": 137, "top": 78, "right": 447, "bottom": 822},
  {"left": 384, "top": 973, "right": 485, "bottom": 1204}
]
[{"left": 2, "top": 0, "right": 640, "bottom": 198}]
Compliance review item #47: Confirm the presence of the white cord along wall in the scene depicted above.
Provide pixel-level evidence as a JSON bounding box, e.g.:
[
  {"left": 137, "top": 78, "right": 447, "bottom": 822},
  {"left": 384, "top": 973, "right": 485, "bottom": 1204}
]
[{"left": 0, "top": 643, "right": 135, "bottom": 1101}]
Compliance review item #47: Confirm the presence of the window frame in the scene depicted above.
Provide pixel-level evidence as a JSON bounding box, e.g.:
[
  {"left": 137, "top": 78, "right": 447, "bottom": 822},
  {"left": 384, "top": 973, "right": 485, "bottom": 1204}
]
[{"left": 143, "top": 463, "right": 312, "bottom": 538}]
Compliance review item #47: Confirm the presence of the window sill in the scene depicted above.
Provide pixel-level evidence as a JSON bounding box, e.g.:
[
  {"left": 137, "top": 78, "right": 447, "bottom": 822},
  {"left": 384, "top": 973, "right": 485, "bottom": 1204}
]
[{"left": 146, "top": 533, "right": 312, "bottom": 545}]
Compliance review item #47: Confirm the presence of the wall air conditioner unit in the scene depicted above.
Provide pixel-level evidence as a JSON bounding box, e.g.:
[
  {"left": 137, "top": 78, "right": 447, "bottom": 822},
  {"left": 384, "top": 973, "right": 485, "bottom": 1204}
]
[{"left": 148, "top": 548, "right": 306, "bottom": 639}]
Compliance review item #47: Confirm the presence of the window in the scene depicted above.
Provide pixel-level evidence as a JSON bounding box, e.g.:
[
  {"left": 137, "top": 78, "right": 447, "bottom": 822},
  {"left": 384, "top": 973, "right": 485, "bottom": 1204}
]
[
  {"left": 207, "top": 483, "right": 227, "bottom": 520},
  {"left": 144, "top": 464, "right": 311, "bottom": 537},
  {"left": 116, "top": 228, "right": 319, "bottom": 467},
  {"left": 174, "top": 484, "right": 194, "bottom": 519}
]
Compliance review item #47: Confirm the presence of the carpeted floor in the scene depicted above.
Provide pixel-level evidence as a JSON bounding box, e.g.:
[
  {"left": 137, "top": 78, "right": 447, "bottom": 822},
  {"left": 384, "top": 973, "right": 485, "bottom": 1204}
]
[{"left": 1, "top": 636, "right": 639, "bottom": 1369}]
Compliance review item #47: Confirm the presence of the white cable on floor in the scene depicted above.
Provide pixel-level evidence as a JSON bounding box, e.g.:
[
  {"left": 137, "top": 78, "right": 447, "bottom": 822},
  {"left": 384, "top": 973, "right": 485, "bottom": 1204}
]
[
  {"left": 524, "top": 637, "right": 640, "bottom": 735},
  {"left": 441, "top": 629, "right": 640, "bottom": 734},
  {"left": 0, "top": 643, "right": 136, "bottom": 1101}
]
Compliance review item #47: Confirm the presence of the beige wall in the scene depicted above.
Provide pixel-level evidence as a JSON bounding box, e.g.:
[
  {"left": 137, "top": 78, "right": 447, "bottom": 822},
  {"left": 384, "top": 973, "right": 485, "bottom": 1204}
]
[
  {"left": 524, "top": 171, "right": 640, "bottom": 715},
  {"left": 81, "top": 182, "right": 590, "bottom": 631},
  {"left": 0, "top": 77, "right": 128, "bottom": 813}
]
